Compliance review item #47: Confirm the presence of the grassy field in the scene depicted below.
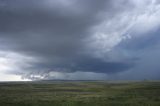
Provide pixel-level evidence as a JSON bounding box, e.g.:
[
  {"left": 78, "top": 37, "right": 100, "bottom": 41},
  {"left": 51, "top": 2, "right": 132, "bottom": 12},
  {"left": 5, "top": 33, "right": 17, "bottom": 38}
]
[{"left": 0, "top": 81, "right": 160, "bottom": 106}]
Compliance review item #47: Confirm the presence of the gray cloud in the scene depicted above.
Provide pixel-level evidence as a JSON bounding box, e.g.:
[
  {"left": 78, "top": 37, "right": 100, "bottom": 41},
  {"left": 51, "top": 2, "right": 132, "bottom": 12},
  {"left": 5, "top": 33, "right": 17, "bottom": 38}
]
[
  {"left": 0, "top": 0, "right": 108, "bottom": 57},
  {"left": 0, "top": 0, "right": 160, "bottom": 80}
]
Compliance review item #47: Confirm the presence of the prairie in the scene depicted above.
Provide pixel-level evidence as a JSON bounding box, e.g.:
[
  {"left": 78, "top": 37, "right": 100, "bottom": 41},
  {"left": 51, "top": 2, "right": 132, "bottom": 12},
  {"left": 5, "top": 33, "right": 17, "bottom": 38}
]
[{"left": 0, "top": 81, "right": 159, "bottom": 106}]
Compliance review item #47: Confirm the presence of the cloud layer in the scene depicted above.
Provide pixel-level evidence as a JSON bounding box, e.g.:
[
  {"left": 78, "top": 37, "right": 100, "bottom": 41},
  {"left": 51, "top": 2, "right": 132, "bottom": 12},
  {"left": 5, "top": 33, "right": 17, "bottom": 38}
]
[{"left": 0, "top": 0, "right": 160, "bottom": 80}]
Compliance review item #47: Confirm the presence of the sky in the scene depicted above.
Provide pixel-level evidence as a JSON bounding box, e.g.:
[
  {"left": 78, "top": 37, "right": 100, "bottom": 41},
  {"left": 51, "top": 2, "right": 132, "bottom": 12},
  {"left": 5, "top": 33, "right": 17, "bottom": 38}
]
[{"left": 0, "top": 0, "right": 160, "bottom": 81}]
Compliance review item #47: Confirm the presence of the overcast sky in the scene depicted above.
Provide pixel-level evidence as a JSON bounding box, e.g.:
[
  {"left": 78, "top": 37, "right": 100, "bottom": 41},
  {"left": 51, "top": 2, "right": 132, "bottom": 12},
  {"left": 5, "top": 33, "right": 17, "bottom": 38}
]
[{"left": 0, "top": 0, "right": 160, "bottom": 81}]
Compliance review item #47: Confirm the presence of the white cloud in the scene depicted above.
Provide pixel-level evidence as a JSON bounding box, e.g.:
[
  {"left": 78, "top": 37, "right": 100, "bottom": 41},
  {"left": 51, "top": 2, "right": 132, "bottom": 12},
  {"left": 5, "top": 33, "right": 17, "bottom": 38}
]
[
  {"left": 28, "top": 71, "right": 108, "bottom": 80},
  {"left": 0, "top": 51, "right": 36, "bottom": 81},
  {"left": 0, "top": 73, "right": 30, "bottom": 81},
  {"left": 87, "top": 0, "right": 160, "bottom": 58},
  {"left": 131, "top": 1, "right": 160, "bottom": 34}
]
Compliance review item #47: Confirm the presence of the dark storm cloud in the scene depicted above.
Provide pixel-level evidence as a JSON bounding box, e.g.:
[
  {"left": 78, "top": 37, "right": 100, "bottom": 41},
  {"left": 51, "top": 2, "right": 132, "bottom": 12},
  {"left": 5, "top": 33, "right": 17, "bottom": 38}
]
[
  {"left": 0, "top": 0, "right": 160, "bottom": 80},
  {"left": 0, "top": 0, "right": 112, "bottom": 57},
  {"left": 70, "top": 57, "right": 134, "bottom": 73},
  {"left": 33, "top": 56, "right": 134, "bottom": 73},
  {"left": 0, "top": 0, "right": 133, "bottom": 76}
]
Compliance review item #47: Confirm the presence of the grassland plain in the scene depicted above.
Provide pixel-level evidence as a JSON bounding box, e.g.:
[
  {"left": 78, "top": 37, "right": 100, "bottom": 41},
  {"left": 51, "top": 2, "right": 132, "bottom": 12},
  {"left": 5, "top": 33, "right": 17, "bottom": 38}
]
[{"left": 0, "top": 81, "right": 160, "bottom": 106}]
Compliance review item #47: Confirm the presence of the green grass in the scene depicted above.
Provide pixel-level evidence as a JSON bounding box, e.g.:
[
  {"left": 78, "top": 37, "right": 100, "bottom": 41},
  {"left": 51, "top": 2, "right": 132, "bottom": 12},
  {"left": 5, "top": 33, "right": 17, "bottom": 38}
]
[{"left": 0, "top": 81, "right": 160, "bottom": 106}]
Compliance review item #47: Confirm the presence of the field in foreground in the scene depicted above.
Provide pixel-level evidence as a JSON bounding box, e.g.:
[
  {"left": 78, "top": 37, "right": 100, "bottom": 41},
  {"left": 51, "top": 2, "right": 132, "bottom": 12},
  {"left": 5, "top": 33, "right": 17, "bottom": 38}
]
[{"left": 0, "top": 81, "right": 160, "bottom": 106}]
